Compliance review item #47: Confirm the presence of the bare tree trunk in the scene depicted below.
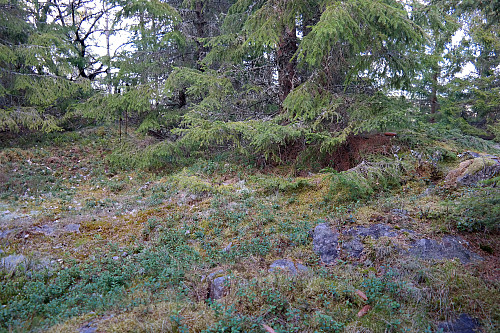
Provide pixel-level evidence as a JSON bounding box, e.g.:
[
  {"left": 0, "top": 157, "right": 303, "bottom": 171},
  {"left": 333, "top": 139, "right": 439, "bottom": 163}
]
[
  {"left": 277, "top": 25, "right": 297, "bottom": 111},
  {"left": 430, "top": 69, "right": 439, "bottom": 123},
  {"left": 194, "top": 1, "right": 206, "bottom": 70},
  {"left": 125, "top": 110, "right": 128, "bottom": 136},
  {"left": 178, "top": 89, "right": 186, "bottom": 108},
  {"left": 105, "top": 1, "right": 111, "bottom": 94}
]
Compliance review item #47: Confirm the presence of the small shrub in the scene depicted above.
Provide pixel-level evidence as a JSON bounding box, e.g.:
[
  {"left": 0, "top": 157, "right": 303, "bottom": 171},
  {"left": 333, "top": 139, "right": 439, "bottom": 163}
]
[
  {"left": 453, "top": 188, "right": 500, "bottom": 232},
  {"left": 254, "top": 175, "right": 313, "bottom": 193},
  {"left": 326, "top": 161, "right": 408, "bottom": 203}
]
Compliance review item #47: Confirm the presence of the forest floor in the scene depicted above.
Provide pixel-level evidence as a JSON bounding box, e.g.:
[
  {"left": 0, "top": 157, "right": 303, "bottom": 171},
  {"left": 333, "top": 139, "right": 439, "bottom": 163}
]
[{"left": 0, "top": 127, "right": 499, "bottom": 332}]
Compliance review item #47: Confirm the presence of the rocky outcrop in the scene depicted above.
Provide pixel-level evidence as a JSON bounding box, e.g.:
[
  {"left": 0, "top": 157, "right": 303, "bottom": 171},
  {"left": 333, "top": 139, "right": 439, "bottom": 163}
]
[
  {"left": 456, "top": 164, "right": 500, "bottom": 186},
  {"left": 445, "top": 156, "right": 500, "bottom": 187},
  {"left": 437, "top": 313, "right": 481, "bottom": 333},
  {"left": 1, "top": 254, "right": 25, "bottom": 272},
  {"left": 343, "top": 239, "right": 364, "bottom": 258},
  {"left": 342, "top": 224, "right": 412, "bottom": 259},
  {"left": 344, "top": 223, "right": 399, "bottom": 239},
  {"left": 408, "top": 236, "right": 482, "bottom": 264},
  {"left": 311, "top": 222, "right": 482, "bottom": 265},
  {"left": 269, "top": 259, "right": 308, "bottom": 275},
  {"left": 312, "top": 223, "right": 339, "bottom": 264}
]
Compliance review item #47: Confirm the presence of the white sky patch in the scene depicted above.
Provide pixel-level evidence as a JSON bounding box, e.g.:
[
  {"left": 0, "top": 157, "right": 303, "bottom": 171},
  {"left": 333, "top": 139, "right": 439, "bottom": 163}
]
[
  {"left": 451, "top": 29, "right": 466, "bottom": 46},
  {"left": 456, "top": 62, "right": 477, "bottom": 78},
  {"left": 450, "top": 28, "right": 477, "bottom": 78}
]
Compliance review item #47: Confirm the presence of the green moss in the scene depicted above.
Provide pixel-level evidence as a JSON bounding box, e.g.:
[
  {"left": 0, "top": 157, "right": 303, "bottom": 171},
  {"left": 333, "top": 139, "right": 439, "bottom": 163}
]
[
  {"left": 326, "top": 161, "right": 408, "bottom": 203},
  {"left": 466, "top": 157, "right": 498, "bottom": 174}
]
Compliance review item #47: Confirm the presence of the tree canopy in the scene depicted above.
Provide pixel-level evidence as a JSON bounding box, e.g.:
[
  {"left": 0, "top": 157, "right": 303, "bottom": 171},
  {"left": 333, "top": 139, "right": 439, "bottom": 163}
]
[{"left": 1, "top": 0, "right": 498, "bottom": 160}]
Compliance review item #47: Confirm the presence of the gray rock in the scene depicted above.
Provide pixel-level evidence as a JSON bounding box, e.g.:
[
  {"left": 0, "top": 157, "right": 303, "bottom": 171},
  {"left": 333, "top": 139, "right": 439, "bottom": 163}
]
[
  {"left": 223, "top": 242, "right": 232, "bottom": 252},
  {"left": 459, "top": 151, "right": 481, "bottom": 159},
  {"left": 296, "top": 262, "right": 308, "bottom": 272},
  {"left": 313, "top": 223, "right": 339, "bottom": 264},
  {"left": 210, "top": 275, "right": 230, "bottom": 300},
  {"left": 79, "top": 327, "right": 97, "bottom": 333},
  {"left": 420, "top": 186, "right": 436, "bottom": 197},
  {"left": 269, "top": 259, "right": 309, "bottom": 275},
  {"left": 204, "top": 270, "right": 230, "bottom": 300},
  {"left": 437, "top": 313, "right": 481, "bottom": 333},
  {"left": 1, "top": 254, "right": 26, "bottom": 272},
  {"left": 391, "top": 209, "right": 408, "bottom": 217},
  {"left": 456, "top": 164, "right": 500, "bottom": 187},
  {"left": 64, "top": 223, "right": 80, "bottom": 233},
  {"left": 0, "top": 228, "right": 17, "bottom": 239},
  {"left": 343, "top": 239, "right": 364, "bottom": 258},
  {"left": 345, "top": 224, "right": 398, "bottom": 239},
  {"left": 408, "top": 236, "right": 482, "bottom": 264},
  {"left": 34, "top": 225, "right": 55, "bottom": 236},
  {"left": 0, "top": 210, "right": 27, "bottom": 222}
]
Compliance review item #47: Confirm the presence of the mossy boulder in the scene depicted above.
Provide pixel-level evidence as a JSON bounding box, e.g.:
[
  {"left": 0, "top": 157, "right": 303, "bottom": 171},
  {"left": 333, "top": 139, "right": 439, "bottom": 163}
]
[{"left": 444, "top": 156, "right": 500, "bottom": 187}]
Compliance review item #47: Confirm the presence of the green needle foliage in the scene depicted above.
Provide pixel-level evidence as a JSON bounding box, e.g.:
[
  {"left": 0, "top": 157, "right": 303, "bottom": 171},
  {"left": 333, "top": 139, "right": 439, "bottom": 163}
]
[{"left": 0, "top": 0, "right": 92, "bottom": 133}]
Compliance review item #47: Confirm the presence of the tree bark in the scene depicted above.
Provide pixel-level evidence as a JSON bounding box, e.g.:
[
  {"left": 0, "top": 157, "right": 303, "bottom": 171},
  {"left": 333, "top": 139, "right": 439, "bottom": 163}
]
[
  {"left": 429, "top": 68, "right": 439, "bottom": 123},
  {"left": 194, "top": 1, "right": 207, "bottom": 69},
  {"left": 277, "top": 25, "right": 297, "bottom": 110}
]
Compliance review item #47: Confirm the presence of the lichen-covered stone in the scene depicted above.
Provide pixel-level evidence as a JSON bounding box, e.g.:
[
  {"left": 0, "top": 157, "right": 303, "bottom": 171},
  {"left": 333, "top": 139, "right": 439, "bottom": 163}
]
[
  {"left": 313, "top": 223, "right": 338, "bottom": 264},
  {"left": 408, "top": 236, "right": 482, "bottom": 264},
  {"left": 1, "top": 254, "right": 25, "bottom": 272},
  {"left": 437, "top": 313, "right": 481, "bottom": 333},
  {"left": 205, "top": 270, "right": 230, "bottom": 300},
  {"left": 269, "top": 259, "right": 309, "bottom": 275},
  {"left": 210, "top": 275, "right": 230, "bottom": 300},
  {"left": 343, "top": 239, "right": 364, "bottom": 258},
  {"left": 345, "top": 224, "right": 398, "bottom": 239}
]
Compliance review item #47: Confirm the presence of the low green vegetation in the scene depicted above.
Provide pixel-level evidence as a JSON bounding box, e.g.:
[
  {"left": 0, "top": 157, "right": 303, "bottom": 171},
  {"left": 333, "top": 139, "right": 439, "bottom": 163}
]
[
  {"left": 0, "top": 126, "right": 499, "bottom": 332},
  {"left": 1, "top": 0, "right": 499, "bottom": 330}
]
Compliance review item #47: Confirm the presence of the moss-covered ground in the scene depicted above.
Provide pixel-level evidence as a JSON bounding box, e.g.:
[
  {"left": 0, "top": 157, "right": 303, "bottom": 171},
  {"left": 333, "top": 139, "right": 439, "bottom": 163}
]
[{"left": 0, "top": 127, "right": 499, "bottom": 332}]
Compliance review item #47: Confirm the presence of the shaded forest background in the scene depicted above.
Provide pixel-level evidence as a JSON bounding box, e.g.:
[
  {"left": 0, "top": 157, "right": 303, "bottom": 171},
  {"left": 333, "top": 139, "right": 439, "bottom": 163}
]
[
  {"left": 1, "top": 2, "right": 500, "bottom": 332},
  {"left": 1, "top": 0, "right": 499, "bottom": 170}
]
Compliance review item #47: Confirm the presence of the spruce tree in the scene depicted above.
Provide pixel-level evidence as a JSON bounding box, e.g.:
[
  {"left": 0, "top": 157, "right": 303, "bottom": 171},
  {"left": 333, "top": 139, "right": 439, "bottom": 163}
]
[
  {"left": 0, "top": 0, "right": 91, "bottom": 133},
  {"left": 409, "top": 0, "right": 460, "bottom": 123},
  {"left": 163, "top": 0, "right": 426, "bottom": 163},
  {"left": 437, "top": 0, "right": 499, "bottom": 138}
]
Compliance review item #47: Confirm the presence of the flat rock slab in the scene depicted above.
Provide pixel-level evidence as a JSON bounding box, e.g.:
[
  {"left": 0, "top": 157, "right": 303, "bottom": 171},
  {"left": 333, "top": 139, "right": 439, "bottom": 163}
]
[
  {"left": 34, "top": 225, "right": 55, "bottom": 236},
  {"left": 437, "top": 313, "right": 481, "bottom": 333},
  {"left": 64, "top": 223, "right": 80, "bottom": 233},
  {"left": 269, "top": 259, "right": 309, "bottom": 275},
  {"left": 33, "top": 223, "right": 80, "bottom": 236},
  {"left": 409, "top": 236, "right": 482, "bottom": 264},
  {"left": 1, "top": 254, "right": 25, "bottom": 272},
  {"left": 79, "top": 326, "right": 97, "bottom": 333},
  {"left": 0, "top": 228, "right": 19, "bottom": 239},
  {"left": 337, "top": 224, "right": 481, "bottom": 265},
  {"left": 342, "top": 224, "right": 406, "bottom": 258},
  {"left": 313, "top": 223, "right": 339, "bottom": 264},
  {"left": 343, "top": 239, "right": 365, "bottom": 258},
  {"left": 391, "top": 209, "right": 409, "bottom": 217},
  {"left": 345, "top": 224, "right": 399, "bottom": 239},
  {"left": 0, "top": 210, "right": 27, "bottom": 222}
]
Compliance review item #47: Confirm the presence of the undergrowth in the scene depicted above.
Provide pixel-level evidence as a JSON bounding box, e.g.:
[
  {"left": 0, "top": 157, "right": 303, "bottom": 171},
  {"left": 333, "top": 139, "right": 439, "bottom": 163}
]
[
  {"left": 447, "top": 187, "right": 500, "bottom": 232},
  {"left": 325, "top": 160, "right": 410, "bottom": 204},
  {"left": 1, "top": 126, "right": 499, "bottom": 332}
]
